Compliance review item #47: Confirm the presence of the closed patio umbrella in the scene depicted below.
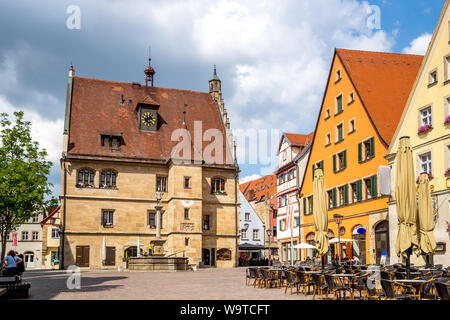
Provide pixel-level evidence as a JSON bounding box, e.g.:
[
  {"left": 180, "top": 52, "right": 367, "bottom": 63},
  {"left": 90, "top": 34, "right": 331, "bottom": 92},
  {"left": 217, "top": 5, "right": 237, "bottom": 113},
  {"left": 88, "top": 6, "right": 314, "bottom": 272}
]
[
  {"left": 418, "top": 172, "right": 436, "bottom": 266},
  {"left": 395, "top": 137, "right": 419, "bottom": 279},
  {"left": 313, "top": 168, "right": 329, "bottom": 268},
  {"left": 137, "top": 236, "right": 141, "bottom": 257}
]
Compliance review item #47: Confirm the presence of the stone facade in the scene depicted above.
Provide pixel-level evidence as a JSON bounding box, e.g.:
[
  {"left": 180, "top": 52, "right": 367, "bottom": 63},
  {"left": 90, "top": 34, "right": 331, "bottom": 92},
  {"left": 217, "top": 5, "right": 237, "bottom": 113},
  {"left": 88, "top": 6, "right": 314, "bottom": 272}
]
[{"left": 60, "top": 65, "right": 239, "bottom": 270}]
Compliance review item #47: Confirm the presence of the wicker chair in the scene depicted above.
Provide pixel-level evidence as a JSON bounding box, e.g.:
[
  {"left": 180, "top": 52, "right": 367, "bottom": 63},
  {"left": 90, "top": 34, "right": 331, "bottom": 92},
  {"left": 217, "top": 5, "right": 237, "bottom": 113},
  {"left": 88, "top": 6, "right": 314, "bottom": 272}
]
[
  {"left": 324, "top": 274, "right": 352, "bottom": 300},
  {"left": 296, "top": 271, "right": 314, "bottom": 295},
  {"left": 311, "top": 273, "right": 328, "bottom": 300},
  {"left": 283, "top": 270, "right": 299, "bottom": 295},
  {"left": 434, "top": 281, "right": 450, "bottom": 300}
]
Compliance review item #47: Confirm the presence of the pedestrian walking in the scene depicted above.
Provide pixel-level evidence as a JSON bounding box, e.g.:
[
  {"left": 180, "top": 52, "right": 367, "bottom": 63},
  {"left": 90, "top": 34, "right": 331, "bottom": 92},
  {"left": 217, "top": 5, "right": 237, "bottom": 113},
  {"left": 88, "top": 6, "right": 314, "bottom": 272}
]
[
  {"left": 148, "top": 243, "right": 153, "bottom": 256},
  {"left": 16, "top": 254, "right": 25, "bottom": 281}
]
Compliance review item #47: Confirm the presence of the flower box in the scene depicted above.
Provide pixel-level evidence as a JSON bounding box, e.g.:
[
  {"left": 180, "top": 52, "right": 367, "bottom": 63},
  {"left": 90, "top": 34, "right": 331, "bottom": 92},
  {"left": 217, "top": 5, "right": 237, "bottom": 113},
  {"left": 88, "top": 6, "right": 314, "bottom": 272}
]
[
  {"left": 445, "top": 168, "right": 450, "bottom": 176},
  {"left": 445, "top": 115, "right": 450, "bottom": 124},
  {"left": 76, "top": 183, "right": 94, "bottom": 188},
  {"left": 416, "top": 173, "right": 433, "bottom": 183},
  {"left": 418, "top": 124, "right": 433, "bottom": 133}
]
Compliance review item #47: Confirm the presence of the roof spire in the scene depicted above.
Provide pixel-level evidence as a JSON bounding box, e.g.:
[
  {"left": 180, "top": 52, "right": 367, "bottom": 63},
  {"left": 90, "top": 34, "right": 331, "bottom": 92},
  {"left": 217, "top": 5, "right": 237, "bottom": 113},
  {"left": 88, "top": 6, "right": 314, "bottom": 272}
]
[
  {"left": 144, "top": 47, "right": 155, "bottom": 87},
  {"left": 210, "top": 64, "right": 220, "bottom": 81}
]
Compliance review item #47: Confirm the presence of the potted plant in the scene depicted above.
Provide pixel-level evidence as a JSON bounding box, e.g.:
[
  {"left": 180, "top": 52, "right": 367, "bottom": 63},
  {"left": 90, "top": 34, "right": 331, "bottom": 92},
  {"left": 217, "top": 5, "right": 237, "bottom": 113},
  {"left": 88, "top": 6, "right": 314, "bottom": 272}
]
[
  {"left": 445, "top": 167, "right": 450, "bottom": 177},
  {"left": 418, "top": 123, "right": 433, "bottom": 133}
]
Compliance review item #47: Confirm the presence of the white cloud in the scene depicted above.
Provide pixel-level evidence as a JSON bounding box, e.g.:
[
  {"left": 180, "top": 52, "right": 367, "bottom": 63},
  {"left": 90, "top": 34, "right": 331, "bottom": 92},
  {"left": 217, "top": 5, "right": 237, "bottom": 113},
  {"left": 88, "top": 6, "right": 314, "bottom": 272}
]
[
  {"left": 239, "top": 174, "right": 262, "bottom": 184},
  {"left": 402, "top": 33, "right": 432, "bottom": 55},
  {"left": 0, "top": 95, "right": 63, "bottom": 165}
]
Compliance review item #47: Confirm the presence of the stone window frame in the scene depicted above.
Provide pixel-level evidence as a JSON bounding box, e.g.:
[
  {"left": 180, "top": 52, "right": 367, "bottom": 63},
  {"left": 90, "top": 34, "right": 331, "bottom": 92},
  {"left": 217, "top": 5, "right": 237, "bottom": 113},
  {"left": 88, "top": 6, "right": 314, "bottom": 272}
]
[
  {"left": 252, "top": 229, "right": 260, "bottom": 241},
  {"left": 101, "top": 209, "right": 115, "bottom": 228},
  {"left": 416, "top": 149, "right": 433, "bottom": 177},
  {"left": 211, "top": 176, "right": 226, "bottom": 194},
  {"left": 348, "top": 91, "right": 355, "bottom": 105},
  {"left": 148, "top": 209, "right": 164, "bottom": 229},
  {"left": 184, "top": 176, "right": 191, "bottom": 189},
  {"left": 335, "top": 93, "right": 344, "bottom": 115},
  {"left": 156, "top": 175, "right": 168, "bottom": 193},
  {"left": 325, "top": 108, "right": 331, "bottom": 120},
  {"left": 418, "top": 104, "right": 433, "bottom": 127},
  {"left": 32, "top": 231, "right": 39, "bottom": 241},
  {"left": 444, "top": 54, "right": 450, "bottom": 84},
  {"left": 335, "top": 68, "right": 342, "bottom": 83},
  {"left": 22, "top": 231, "right": 29, "bottom": 241},
  {"left": 325, "top": 132, "right": 331, "bottom": 146},
  {"left": 76, "top": 167, "right": 96, "bottom": 188},
  {"left": 348, "top": 118, "right": 356, "bottom": 134},
  {"left": 184, "top": 208, "right": 190, "bottom": 220},
  {"left": 100, "top": 169, "right": 118, "bottom": 188},
  {"left": 335, "top": 121, "right": 344, "bottom": 143}
]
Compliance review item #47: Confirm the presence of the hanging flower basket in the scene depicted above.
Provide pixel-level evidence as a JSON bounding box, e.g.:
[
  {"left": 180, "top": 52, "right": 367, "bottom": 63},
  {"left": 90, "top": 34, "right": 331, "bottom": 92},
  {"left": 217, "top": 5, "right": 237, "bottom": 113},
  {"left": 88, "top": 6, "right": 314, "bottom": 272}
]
[
  {"left": 418, "top": 124, "right": 433, "bottom": 133},
  {"left": 416, "top": 172, "right": 433, "bottom": 184}
]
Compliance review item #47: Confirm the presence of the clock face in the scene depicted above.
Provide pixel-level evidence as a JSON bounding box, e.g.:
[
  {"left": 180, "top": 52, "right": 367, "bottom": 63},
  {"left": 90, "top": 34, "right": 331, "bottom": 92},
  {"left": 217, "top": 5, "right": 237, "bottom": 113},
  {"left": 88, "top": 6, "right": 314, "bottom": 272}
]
[{"left": 141, "top": 112, "right": 156, "bottom": 127}]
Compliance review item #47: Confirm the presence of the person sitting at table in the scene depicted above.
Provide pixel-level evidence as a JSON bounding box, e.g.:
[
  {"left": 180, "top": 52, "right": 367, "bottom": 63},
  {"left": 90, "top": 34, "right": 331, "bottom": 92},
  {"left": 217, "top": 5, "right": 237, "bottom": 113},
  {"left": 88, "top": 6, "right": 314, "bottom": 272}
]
[{"left": 352, "top": 256, "right": 360, "bottom": 266}]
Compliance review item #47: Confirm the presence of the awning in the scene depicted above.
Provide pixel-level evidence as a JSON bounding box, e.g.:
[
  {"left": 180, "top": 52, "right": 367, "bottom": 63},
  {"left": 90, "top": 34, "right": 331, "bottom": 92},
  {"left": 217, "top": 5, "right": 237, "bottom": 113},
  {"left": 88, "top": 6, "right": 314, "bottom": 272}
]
[{"left": 239, "top": 243, "right": 265, "bottom": 251}]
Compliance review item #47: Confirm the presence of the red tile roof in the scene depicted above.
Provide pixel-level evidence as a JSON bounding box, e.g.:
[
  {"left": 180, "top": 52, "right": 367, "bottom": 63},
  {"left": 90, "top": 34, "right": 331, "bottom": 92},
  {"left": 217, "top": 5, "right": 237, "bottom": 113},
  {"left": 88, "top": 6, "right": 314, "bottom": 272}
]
[
  {"left": 336, "top": 49, "right": 423, "bottom": 145},
  {"left": 284, "top": 132, "right": 315, "bottom": 147},
  {"left": 239, "top": 174, "right": 277, "bottom": 203},
  {"left": 68, "top": 77, "right": 234, "bottom": 165}
]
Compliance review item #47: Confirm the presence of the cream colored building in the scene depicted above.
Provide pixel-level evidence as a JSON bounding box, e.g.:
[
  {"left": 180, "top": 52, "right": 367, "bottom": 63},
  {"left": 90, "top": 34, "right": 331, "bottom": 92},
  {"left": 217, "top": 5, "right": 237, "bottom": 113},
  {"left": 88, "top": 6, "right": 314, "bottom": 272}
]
[
  {"left": 385, "top": 0, "right": 450, "bottom": 266},
  {"left": 59, "top": 64, "right": 239, "bottom": 269},
  {"left": 41, "top": 206, "right": 61, "bottom": 268}
]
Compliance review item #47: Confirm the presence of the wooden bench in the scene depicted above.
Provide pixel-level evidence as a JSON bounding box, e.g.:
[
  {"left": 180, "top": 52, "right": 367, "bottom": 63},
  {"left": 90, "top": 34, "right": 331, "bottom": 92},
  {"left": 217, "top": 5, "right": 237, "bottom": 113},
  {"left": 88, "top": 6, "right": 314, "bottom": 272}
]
[{"left": 0, "top": 283, "right": 31, "bottom": 299}]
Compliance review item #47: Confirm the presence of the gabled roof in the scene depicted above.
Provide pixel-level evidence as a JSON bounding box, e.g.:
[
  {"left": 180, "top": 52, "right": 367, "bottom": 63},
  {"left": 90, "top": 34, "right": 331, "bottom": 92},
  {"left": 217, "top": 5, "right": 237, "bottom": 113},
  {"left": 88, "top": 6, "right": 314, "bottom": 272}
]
[
  {"left": 40, "top": 206, "right": 60, "bottom": 225},
  {"left": 336, "top": 49, "right": 423, "bottom": 145},
  {"left": 67, "top": 77, "right": 234, "bottom": 166},
  {"left": 278, "top": 132, "right": 315, "bottom": 153},
  {"left": 387, "top": 0, "right": 450, "bottom": 155}
]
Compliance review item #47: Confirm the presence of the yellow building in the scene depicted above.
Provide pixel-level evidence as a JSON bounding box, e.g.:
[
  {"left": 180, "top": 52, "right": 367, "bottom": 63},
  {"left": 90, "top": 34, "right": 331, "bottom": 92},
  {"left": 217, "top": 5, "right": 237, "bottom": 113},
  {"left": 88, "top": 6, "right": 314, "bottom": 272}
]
[
  {"left": 385, "top": 0, "right": 450, "bottom": 266},
  {"left": 59, "top": 64, "right": 239, "bottom": 269},
  {"left": 299, "top": 49, "right": 422, "bottom": 264}
]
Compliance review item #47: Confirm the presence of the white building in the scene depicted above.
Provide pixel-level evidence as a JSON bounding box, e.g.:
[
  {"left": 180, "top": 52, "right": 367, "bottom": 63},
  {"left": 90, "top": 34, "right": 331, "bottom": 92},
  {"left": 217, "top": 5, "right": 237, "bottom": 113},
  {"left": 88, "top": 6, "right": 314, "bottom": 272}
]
[
  {"left": 275, "top": 132, "right": 313, "bottom": 263},
  {"left": 2, "top": 213, "right": 45, "bottom": 269},
  {"left": 238, "top": 191, "right": 265, "bottom": 264}
]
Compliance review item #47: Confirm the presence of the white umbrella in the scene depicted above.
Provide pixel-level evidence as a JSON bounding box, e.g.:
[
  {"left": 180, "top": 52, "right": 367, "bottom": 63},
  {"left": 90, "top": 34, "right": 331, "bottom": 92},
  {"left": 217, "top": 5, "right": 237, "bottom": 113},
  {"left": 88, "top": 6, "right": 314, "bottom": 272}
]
[
  {"left": 102, "top": 236, "right": 106, "bottom": 264},
  {"left": 293, "top": 243, "right": 317, "bottom": 249},
  {"left": 329, "top": 238, "right": 354, "bottom": 243},
  {"left": 137, "top": 236, "right": 141, "bottom": 257}
]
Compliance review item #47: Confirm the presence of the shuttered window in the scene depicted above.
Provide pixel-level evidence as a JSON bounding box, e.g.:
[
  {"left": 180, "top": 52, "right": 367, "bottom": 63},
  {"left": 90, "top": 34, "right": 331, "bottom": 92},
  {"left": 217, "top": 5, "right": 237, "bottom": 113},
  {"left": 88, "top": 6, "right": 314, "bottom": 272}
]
[
  {"left": 344, "top": 184, "right": 349, "bottom": 205},
  {"left": 371, "top": 175, "right": 378, "bottom": 198},
  {"left": 359, "top": 137, "right": 375, "bottom": 162},
  {"left": 336, "top": 95, "right": 343, "bottom": 113},
  {"left": 356, "top": 180, "right": 362, "bottom": 202}
]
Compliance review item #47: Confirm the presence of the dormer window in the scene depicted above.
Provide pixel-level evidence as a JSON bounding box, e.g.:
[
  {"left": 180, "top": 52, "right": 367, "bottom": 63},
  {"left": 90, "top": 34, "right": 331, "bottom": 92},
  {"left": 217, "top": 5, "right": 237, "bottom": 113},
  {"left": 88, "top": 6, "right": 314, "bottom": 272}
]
[
  {"left": 101, "top": 135, "right": 122, "bottom": 150},
  {"left": 139, "top": 107, "right": 158, "bottom": 131}
]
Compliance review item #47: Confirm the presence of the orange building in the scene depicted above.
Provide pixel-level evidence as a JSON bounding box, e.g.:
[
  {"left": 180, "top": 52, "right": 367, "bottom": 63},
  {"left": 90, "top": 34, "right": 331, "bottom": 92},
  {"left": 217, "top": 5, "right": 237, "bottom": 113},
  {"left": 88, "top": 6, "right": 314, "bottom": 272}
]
[{"left": 299, "top": 49, "right": 422, "bottom": 264}]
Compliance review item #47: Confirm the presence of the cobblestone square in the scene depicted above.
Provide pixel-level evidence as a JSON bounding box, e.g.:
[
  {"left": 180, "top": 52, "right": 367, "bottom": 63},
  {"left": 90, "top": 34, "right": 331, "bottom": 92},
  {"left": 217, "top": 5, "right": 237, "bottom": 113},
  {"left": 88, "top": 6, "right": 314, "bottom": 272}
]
[{"left": 22, "top": 268, "right": 313, "bottom": 300}]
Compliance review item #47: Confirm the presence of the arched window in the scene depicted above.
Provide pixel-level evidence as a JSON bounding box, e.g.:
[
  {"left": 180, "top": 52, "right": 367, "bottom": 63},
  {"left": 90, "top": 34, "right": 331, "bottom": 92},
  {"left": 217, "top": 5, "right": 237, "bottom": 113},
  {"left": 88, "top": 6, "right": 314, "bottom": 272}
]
[
  {"left": 77, "top": 169, "right": 95, "bottom": 187},
  {"left": 211, "top": 177, "right": 225, "bottom": 194},
  {"left": 216, "top": 248, "right": 231, "bottom": 261},
  {"left": 100, "top": 170, "right": 117, "bottom": 188}
]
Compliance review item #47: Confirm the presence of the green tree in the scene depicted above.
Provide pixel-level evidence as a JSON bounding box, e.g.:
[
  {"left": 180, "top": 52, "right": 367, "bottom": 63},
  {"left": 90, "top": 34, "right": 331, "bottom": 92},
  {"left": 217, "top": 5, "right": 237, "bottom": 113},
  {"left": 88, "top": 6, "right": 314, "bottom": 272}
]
[{"left": 0, "top": 111, "right": 53, "bottom": 264}]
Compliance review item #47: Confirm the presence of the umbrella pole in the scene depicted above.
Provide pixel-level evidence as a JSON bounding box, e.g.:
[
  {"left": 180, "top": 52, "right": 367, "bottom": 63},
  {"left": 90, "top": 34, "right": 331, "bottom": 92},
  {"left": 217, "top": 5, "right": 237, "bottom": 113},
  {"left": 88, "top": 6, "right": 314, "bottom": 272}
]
[{"left": 406, "top": 247, "right": 412, "bottom": 280}]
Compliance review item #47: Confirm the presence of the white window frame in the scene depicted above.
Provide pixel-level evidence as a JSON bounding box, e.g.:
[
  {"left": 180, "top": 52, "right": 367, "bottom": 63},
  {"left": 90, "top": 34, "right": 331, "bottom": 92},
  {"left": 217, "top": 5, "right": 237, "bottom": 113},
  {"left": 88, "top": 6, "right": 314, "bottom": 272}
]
[
  {"left": 51, "top": 228, "right": 60, "bottom": 239},
  {"left": 245, "top": 212, "right": 250, "bottom": 221},
  {"left": 32, "top": 231, "right": 39, "bottom": 240},
  {"left": 335, "top": 68, "right": 342, "bottom": 82},
  {"left": 444, "top": 55, "right": 450, "bottom": 82},
  {"left": 252, "top": 229, "right": 260, "bottom": 241},
  {"left": 326, "top": 132, "right": 331, "bottom": 146},
  {"left": 429, "top": 69, "right": 438, "bottom": 85},
  {"left": 420, "top": 105, "right": 433, "bottom": 126},
  {"left": 418, "top": 151, "right": 432, "bottom": 176},
  {"left": 348, "top": 91, "right": 355, "bottom": 104},
  {"left": 22, "top": 231, "right": 29, "bottom": 241},
  {"left": 349, "top": 118, "right": 356, "bottom": 133},
  {"left": 325, "top": 108, "right": 331, "bottom": 119},
  {"left": 335, "top": 93, "right": 344, "bottom": 115}
]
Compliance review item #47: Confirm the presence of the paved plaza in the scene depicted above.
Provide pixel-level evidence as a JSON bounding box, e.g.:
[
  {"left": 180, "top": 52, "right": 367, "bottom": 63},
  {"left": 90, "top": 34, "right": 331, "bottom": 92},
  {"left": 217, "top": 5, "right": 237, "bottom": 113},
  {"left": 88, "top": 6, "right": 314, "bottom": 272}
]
[{"left": 21, "top": 267, "right": 313, "bottom": 300}]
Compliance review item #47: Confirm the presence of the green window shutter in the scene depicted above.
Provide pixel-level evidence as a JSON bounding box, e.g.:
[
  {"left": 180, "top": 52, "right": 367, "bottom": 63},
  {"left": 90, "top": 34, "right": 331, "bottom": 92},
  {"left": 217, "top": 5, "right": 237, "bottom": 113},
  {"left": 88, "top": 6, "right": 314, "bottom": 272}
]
[
  {"left": 337, "top": 96, "right": 343, "bottom": 112},
  {"left": 357, "top": 180, "right": 362, "bottom": 201},
  {"left": 370, "top": 137, "right": 375, "bottom": 158},
  {"left": 333, "top": 154, "right": 337, "bottom": 172},
  {"left": 320, "top": 160, "right": 324, "bottom": 173},
  {"left": 332, "top": 188, "right": 337, "bottom": 207},
  {"left": 343, "top": 150, "right": 347, "bottom": 169},
  {"left": 295, "top": 216, "right": 300, "bottom": 227},
  {"left": 312, "top": 164, "right": 315, "bottom": 181},
  {"left": 303, "top": 198, "right": 306, "bottom": 214},
  {"left": 344, "top": 184, "right": 349, "bottom": 205},
  {"left": 279, "top": 220, "right": 282, "bottom": 231},
  {"left": 371, "top": 175, "right": 378, "bottom": 198},
  {"left": 358, "top": 143, "right": 362, "bottom": 162}
]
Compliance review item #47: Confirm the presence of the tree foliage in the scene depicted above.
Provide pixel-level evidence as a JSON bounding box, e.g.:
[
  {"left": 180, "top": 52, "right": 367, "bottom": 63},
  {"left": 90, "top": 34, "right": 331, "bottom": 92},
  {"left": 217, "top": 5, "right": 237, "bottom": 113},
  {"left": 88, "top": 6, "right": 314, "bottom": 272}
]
[{"left": 0, "top": 111, "right": 53, "bottom": 263}]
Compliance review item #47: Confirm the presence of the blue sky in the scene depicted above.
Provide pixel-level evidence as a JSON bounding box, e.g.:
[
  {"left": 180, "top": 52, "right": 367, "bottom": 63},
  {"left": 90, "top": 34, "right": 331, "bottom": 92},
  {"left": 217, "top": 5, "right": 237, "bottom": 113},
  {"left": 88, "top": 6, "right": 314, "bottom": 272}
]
[{"left": 0, "top": 0, "right": 446, "bottom": 197}]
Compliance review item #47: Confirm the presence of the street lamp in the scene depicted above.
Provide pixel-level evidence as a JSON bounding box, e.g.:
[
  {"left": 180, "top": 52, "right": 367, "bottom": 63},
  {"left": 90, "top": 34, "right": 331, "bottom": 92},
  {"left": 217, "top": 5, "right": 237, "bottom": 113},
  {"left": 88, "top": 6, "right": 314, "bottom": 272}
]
[
  {"left": 333, "top": 214, "right": 344, "bottom": 263},
  {"left": 266, "top": 229, "right": 272, "bottom": 266}
]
